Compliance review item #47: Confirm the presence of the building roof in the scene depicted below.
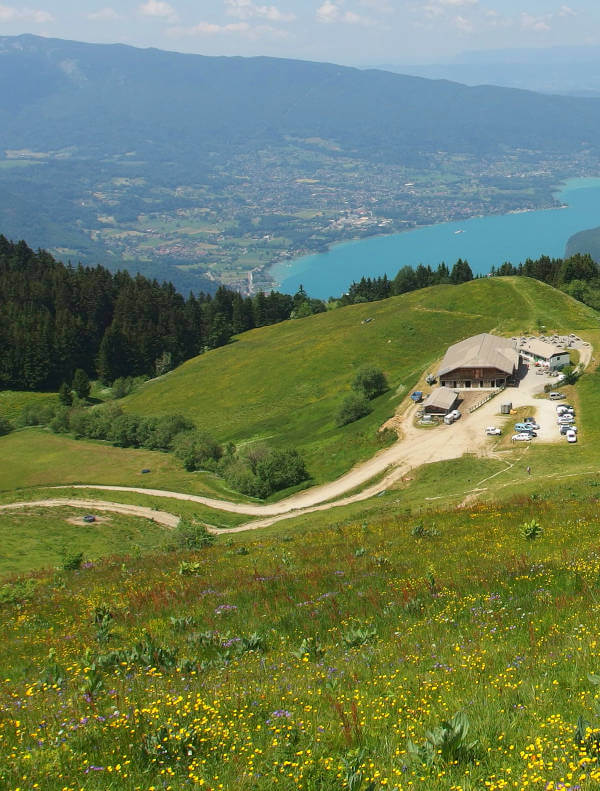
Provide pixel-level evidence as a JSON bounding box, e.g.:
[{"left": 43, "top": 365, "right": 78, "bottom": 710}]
[
  {"left": 423, "top": 386, "right": 458, "bottom": 411},
  {"left": 438, "top": 333, "right": 519, "bottom": 378},
  {"left": 521, "top": 339, "right": 566, "bottom": 361}
]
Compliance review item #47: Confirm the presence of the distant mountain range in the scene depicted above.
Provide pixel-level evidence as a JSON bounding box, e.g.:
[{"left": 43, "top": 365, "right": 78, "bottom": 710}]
[
  {"left": 2, "top": 35, "right": 600, "bottom": 291},
  {"left": 3, "top": 35, "right": 600, "bottom": 159},
  {"left": 376, "top": 46, "right": 600, "bottom": 96}
]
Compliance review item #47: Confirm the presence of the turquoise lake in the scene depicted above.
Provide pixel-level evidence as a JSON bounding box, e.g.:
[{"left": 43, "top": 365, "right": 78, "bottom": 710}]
[{"left": 270, "top": 177, "right": 600, "bottom": 299}]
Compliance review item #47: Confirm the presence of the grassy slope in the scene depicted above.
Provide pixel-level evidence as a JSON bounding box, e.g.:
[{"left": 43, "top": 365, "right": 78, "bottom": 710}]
[
  {"left": 4, "top": 480, "right": 600, "bottom": 789},
  {"left": 0, "top": 390, "right": 57, "bottom": 421},
  {"left": 124, "top": 277, "right": 600, "bottom": 484},
  {"left": 0, "top": 428, "right": 253, "bottom": 501}
]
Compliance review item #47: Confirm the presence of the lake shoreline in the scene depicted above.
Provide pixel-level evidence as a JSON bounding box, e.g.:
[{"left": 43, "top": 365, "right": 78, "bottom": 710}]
[{"left": 270, "top": 175, "right": 600, "bottom": 298}]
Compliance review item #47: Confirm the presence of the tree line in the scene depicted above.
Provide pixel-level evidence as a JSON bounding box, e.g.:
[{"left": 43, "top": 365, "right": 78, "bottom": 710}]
[
  {"left": 489, "top": 253, "right": 600, "bottom": 311},
  {"left": 339, "top": 253, "right": 600, "bottom": 312},
  {"left": 3, "top": 232, "right": 599, "bottom": 393},
  {"left": 0, "top": 237, "right": 325, "bottom": 391},
  {"left": 339, "top": 259, "right": 474, "bottom": 305},
  {"left": 17, "top": 399, "right": 308, "bottom": 498}
]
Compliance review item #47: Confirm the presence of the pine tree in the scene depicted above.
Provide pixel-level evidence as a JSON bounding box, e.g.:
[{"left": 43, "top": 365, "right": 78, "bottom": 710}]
[
  {"left": 72, "top": 369, "right": 91, "bottom": 400},
  {"left": 58, "top": 382, "right": 73, "bottom": 406}
]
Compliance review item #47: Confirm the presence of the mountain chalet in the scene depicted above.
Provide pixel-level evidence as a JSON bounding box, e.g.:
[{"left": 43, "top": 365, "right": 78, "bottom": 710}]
[{"left": 438, "top": 333, "right": 519, "bottom": 391}]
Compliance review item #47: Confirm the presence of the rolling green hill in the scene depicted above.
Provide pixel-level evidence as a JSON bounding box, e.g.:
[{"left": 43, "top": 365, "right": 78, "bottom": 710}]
[{"left": 125, "top": 277, "right": 600, "bottom": 483}]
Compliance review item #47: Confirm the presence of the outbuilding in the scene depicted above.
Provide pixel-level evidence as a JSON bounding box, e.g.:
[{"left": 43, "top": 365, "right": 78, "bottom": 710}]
[
  {"left": 520, "top": 339, "right": 571, "bottom": 370},
  {"left": 422, "top": 386, "right": 459, "bottom": 415},
  {"left": 438, "top": 333, "right": 519, "bottom": 390}
]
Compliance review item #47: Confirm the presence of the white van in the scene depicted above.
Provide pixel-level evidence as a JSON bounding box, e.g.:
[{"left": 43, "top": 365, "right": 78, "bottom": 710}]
[{"left": 549, "top": 392, "right": 565, "bottom": 400}]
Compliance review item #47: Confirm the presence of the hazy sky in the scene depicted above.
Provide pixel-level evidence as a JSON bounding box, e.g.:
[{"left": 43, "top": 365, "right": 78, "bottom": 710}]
[{"left": 0, "top": 1, "right": 598, "bottom": 63}]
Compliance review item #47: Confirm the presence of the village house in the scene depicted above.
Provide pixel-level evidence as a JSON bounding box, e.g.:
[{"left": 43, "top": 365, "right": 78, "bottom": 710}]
[
  {"left": 519, "top": 339, "right": 571, "bottom": 370},
  {"left": 438, "top": 333, "right": 519, "bottom": 390}
]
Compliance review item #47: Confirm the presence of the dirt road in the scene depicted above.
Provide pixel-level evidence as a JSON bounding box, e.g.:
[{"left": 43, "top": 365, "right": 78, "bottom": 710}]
[{"left": 52, "top": 364, "right": 559, "bottom": 522}]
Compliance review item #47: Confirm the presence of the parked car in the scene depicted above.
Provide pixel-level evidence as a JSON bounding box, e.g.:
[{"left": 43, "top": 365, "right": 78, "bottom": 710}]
[
  {"left": 549, "top": 392, "right": 565, "bottom": 400},
  {"left": 512, "top": 433, "right": 533, "bottom": 441},
  {"left": 515, "top": 422, "right": 534, "bottom": 432},
  {"left": 486, "top": 427, "right": 502, "bottom": 435},
  {"left": 448, "top": 409, "right": 461, "bottom": 421},
  {"left": 566, "top": 429, "right": 577, "bottom": 443},
  {"left": 523, "top": 419, "right": 540, "bottom": 429},
  {"left": 560, "top": 425, "right": 577, "bottom": 435}
]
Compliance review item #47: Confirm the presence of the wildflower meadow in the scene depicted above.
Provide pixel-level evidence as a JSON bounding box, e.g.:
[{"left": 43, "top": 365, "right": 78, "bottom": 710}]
[{"left": 3, "top": 481, "right": 600, "bottom": 790}]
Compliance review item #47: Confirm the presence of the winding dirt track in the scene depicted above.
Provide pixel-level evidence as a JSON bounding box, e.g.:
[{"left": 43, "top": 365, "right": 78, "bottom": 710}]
[
  {"left": 0, "top": 499, "right": 180, "bottom": 528},
  {"left": 51, "top": 362, "right": 558, "bottom": 525}
]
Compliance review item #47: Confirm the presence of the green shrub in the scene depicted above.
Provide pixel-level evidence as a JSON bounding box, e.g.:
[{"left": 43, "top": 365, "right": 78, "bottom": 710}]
[
  {"left": 62, "top": 551, "right": 84, "bottom": 571},
  {"left": 18, "top": 402, "right": 57, "bottom": 427},
  {"left": 407, "top": 711, "right": 478, "bottom": 767},
  {"left": 144, "top": 414, "right": 195, "bottom": 451},
  {"left": 521, "top": 519, "right": 543, "bottom": 540},
  {"left": 351, "top": 367, "right": 389, "bottom": 400},
  {"left": 0, "top": 578, "right": 37, "bottom": 606},
  {"left": 336, "top": 393, "right": 372, "bottom": 427},
  {"left": 0, "top": 415, "right": 13, "bottom": 436},
  {"left": 342, "top": 624, "right": 377, "bottom": 648},
  {"left": 253, "top": 448, "right": 308, "bottom": 497},
  {"left": 49, "top": 405, "right": 71, "bottom": 434},
  {"left": 173, "top": 520, "right": 215, "bottom": 550},
  {"left": 172, "top": 430, "right": 222, "bottom": 471},
  {"left": 72, "top": 369, "right": 91, "bottom": 400},
  {"left": 222, "top": 445, "right": 309, "bottom": 498},
  {"left": 58, "top": 382, "right": 73, "bottom": 406},
  {"left": 179, "top": 560, "right": 203, "bottom": 576}
]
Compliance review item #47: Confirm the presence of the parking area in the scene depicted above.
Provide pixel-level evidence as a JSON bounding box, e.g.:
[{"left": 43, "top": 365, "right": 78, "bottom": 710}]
[{"left": 407, "top": 363, "right": 575, "bottom": 453}]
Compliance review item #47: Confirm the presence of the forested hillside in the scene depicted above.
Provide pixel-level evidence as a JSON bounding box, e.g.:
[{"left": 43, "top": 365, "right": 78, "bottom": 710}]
[
  {"left": 566, "top": 226, "right": 600, "bottom": 264},
  {"left": 0, "top": 237, "right": 317, "bottom": 390}
]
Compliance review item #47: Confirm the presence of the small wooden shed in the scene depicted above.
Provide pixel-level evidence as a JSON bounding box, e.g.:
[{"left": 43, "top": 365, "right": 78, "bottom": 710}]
[{"left": 422, "top": 387, "right": 458, "bottom": 415}]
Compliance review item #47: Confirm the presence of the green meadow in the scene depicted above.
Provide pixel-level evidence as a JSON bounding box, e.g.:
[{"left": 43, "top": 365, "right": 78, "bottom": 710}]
[
  {"left": 0, "top": 429, "right": 253, "bottom": 501},
  {"left": 0, "top": 507, "right": 170, "bottom": 576},
  {"left": 0, "top": 390, "right": 57, "bottom": 421}
]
